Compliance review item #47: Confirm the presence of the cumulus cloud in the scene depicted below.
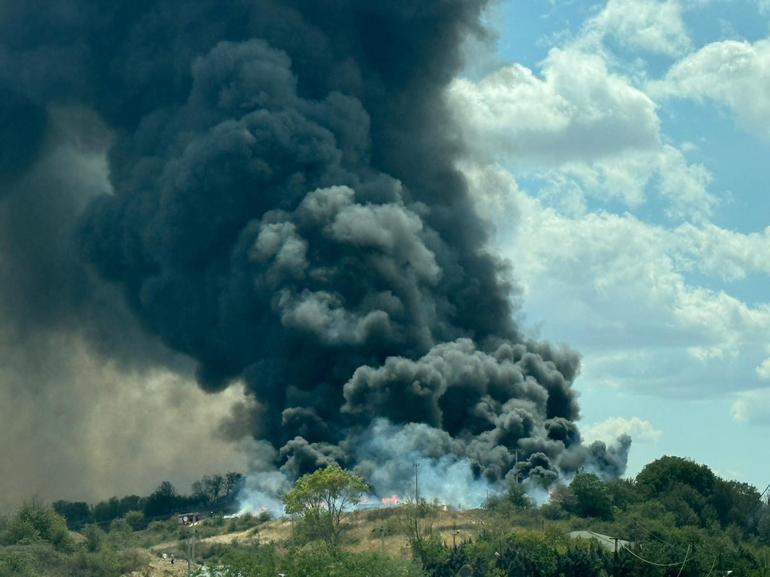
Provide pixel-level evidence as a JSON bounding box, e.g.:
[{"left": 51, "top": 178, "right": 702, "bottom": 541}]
[
  {"left": 584, "top": 0, "right": 691, "bottom": 56},
  {"left": 652, "top": 38, "right": 770, "bottom": 136},
  {"left": 448, "top": 48, "right": 660, "bottom": 166},
  {"left": 582, "top": 417, "right": 663, "bottom": 444},
  {"left": 670, "top": 224, "right": 770, "bottom": 281},
  {"left": 463, "top": 163, "right": 770, "bottom": 398},
  {"left": 539, "top": 144, "right": 713, "bottom": 220},
  {"left": 449, "top": 3, "right": 770, "bottom": 445},
  {"left": 448, "top": 44, "right": 714, "bottom": 220}
]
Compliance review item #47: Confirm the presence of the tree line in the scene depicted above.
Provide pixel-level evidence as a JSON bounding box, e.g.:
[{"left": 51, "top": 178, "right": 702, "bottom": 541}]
[
  {"left": 51, "top": 471, "right": 244, "bottom": 530},
  {"left": 4, "top": 455, "right": 770, "bottom": 577},
  {"left": 241, "top": 456, "right": 770, "bottom": 577}
]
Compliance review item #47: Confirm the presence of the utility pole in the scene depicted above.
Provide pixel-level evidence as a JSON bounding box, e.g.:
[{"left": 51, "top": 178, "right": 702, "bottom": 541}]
[
  {"left": 514, "top": 450, "right": 520, "bottom": 484},
  {"left": 187, "top": 526, "right": 196, "bottom": 577},
  {"left": 613, "top": 536, "right": 620, "bottom": 577},
  {"left": 414, "top": 462, "right": 420, "bottom": 504}
]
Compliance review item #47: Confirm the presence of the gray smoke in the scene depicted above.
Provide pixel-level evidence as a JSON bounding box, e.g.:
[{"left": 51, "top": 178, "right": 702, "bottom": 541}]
[{"left": 0, "top": 0, "right": 629, "bottom": 504}]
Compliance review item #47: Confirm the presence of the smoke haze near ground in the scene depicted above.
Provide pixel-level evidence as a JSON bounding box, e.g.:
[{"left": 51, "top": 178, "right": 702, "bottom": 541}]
[
  {"left": 0, "top": 1, "right": 629, "bottom": 506},
  {"left": 0, "top": 106, "right": 248, "bottom": 509}
]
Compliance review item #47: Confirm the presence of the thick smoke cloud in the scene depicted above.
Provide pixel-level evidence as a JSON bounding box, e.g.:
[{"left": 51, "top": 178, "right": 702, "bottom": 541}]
[{"left": 0, "top": 0, "right": 630, "bottom": 503}]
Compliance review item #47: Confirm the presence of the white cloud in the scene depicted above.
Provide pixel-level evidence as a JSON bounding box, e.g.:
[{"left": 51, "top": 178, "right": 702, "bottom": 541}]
[
  {"left": 585, "top": 0, "right": 691, "bottom": 56},
  {"left": 448, "top": 46, "right": 714, "bottom": 220},
  {"left": 582, "top": 416, "right": 663, "bottom": 443},
  {"left": 671, "top": 224, "right": 770, "bottom": 281},
  {"left": 542, "top": 144, "right": 714, "bottom": 220},
  {"left": 453, "top": 2, "right": 769, "bottom": 405},
  {"left": 731, "top": 387, "right": 770, "bottom": 423},
  {"left": 448, "top": 48, "right": 660, "bottom": 166},
  {"left": 463, "top": 163, "right": 770, "bottom": 397},
  {"left": 652, "top": 38, "right": 770, "bottom": 136}
]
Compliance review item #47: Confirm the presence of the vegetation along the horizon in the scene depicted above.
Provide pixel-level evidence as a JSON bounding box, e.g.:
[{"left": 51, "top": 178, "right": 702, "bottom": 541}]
[{"left": 2, "top": 456, "right": 770, "bottom": 577}]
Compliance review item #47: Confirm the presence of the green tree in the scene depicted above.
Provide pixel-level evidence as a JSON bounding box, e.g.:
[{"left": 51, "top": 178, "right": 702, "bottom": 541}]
[
  {"left": 0, "top": 550, "right": 37, "bottom": 577},
  {"left": 143, "top": 481, "right": 182, "bottom": 519},
  {"left": 605, "top": 479, "right": 640, "bottom": 511},
  {"left": 570, "top": 473, "right": 613, "bottom": 520},
  {"left": 192, "top": 474, "right": 225, "bottom": 506},
  {"left": 283, "top": 465, "right": 368, "bottom": 547},
  {"left": 636, "top": 457, "right": 716, "bottom": 499},
  {"left": 758, "top": 510, "right": 770, "bottom": 545},
  {"left": 712, "top": 479, "right": 761, "bottom": 530},
  {"left": 83, "top": 524, "right": 105, "bottom": 552},
  {"left": 214, "top": 542, "right": 423, "bottom": 577},
  {"left": 108, "top": 517, "right": 132, "bottom": 536},
  {"left": 123, "top": 510, "right": 146, "bottom": 531},
  {"left": 658, "top": 482, "right": 715, "bottom": 527},
  {"left": 4, "top": 499, "right": 72, "bottom": 550},
  {"left": 563, "top": 542, "right": 612, "bottom": 577},
  {"left": 92, "top": 497, "right": 122, "bottom": 524},
  {"left": 496, "top": 532, "right": 558, "bottom": 577},
  {"left": 507, "top": 481, "right": 533, "bottom": 509},
  {"left": 52, "top": 500, "right": 92, "bottom": 529}
]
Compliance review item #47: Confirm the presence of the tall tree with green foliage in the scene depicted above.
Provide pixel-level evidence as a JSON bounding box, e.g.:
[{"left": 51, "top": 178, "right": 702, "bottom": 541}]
[
  {"left": 636, "top": 456, "right": 716, "bottom": 498},
  {"left": 283, "top": 465, "right": 368, "bottom": 547},
  {"left": 758, "top": 509, "right": 770, "bottom": 545},
  {"left": 143, "top": 481, "right": 182, "bottom": 519},
  {"left": 52, "top": 500, "right": 91, "bottom": 529},
  {"left": 569, "top": 473, "right": 614, "bottom": 520}
]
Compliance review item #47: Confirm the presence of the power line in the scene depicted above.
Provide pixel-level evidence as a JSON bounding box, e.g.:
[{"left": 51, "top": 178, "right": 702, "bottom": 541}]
[
  {"left": 631, "top": 520, "right": 686, "bottom": 552},
  {"left": 621, "top": 544, "right": 690, "bottom": 568},
  {"left": 704, "top": 556, "right": 718, "bottom": 577},
  {"left": 674, "top": 544, "right": 691, "bottom": 577}
]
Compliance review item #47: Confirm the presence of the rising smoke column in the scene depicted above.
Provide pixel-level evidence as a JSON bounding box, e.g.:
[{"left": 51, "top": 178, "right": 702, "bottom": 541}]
[{"left": 0, "top": 0, "right": 629, "bottom": 499}]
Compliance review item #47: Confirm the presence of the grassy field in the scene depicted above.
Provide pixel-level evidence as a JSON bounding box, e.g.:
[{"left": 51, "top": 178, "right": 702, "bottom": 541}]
[{"left": 134, "top": 504, "right": 565, "bottom": 576}]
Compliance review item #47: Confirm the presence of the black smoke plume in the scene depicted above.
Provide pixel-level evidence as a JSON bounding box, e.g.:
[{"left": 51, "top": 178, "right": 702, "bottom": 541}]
[{"left": 0, "top": 0, "right": 628, "bottom": 501}]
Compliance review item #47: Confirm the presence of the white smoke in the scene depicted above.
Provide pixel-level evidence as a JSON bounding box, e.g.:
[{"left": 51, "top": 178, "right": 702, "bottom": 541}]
[{"left": 352, "top": 419, "right": 497, "bottom": 509}]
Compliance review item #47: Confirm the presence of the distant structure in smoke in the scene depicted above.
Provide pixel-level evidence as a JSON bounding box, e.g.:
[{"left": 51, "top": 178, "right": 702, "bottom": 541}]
[{"left": 0, "top": 0, "right": 630, "bottom": 506}]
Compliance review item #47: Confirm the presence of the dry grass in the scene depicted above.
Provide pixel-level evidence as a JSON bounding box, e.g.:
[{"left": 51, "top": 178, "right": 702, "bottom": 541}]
[
  {"left": 125, "top": 556, "right": 199, "bottom": 577},
  {"left": 129, "top": 507, "right": 502, "bottom": 575}
]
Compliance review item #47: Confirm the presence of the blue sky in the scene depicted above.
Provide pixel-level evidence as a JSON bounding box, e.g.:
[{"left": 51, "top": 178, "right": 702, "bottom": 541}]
[{"left": 452, "top": 0, "right": 770, "bottom": 488}]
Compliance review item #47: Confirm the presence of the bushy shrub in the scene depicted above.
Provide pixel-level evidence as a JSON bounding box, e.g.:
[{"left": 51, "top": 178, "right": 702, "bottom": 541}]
[
  {"left": 213, "top": 541, "right": 423, "bottom": 577},
  {"left": 0, "top": 549, "right": 38, "bottom": 577},
  {"left": 64, "top": 548, "right": 147, "bottom": 577},
  {"left": 83, "top": 524, "right": 106, "bottom": 552},
  {"left": 759, "top": 510, "right": 770, "bottom": 545},
  {"left": 4, "top": 500, "right": 73, "bottom": 550},
  {"left": 124, "top": 510, "right": 146, "bottom": 531},
  {"left": 109, "top": 517, "right": 132, "bottom": 536}
]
